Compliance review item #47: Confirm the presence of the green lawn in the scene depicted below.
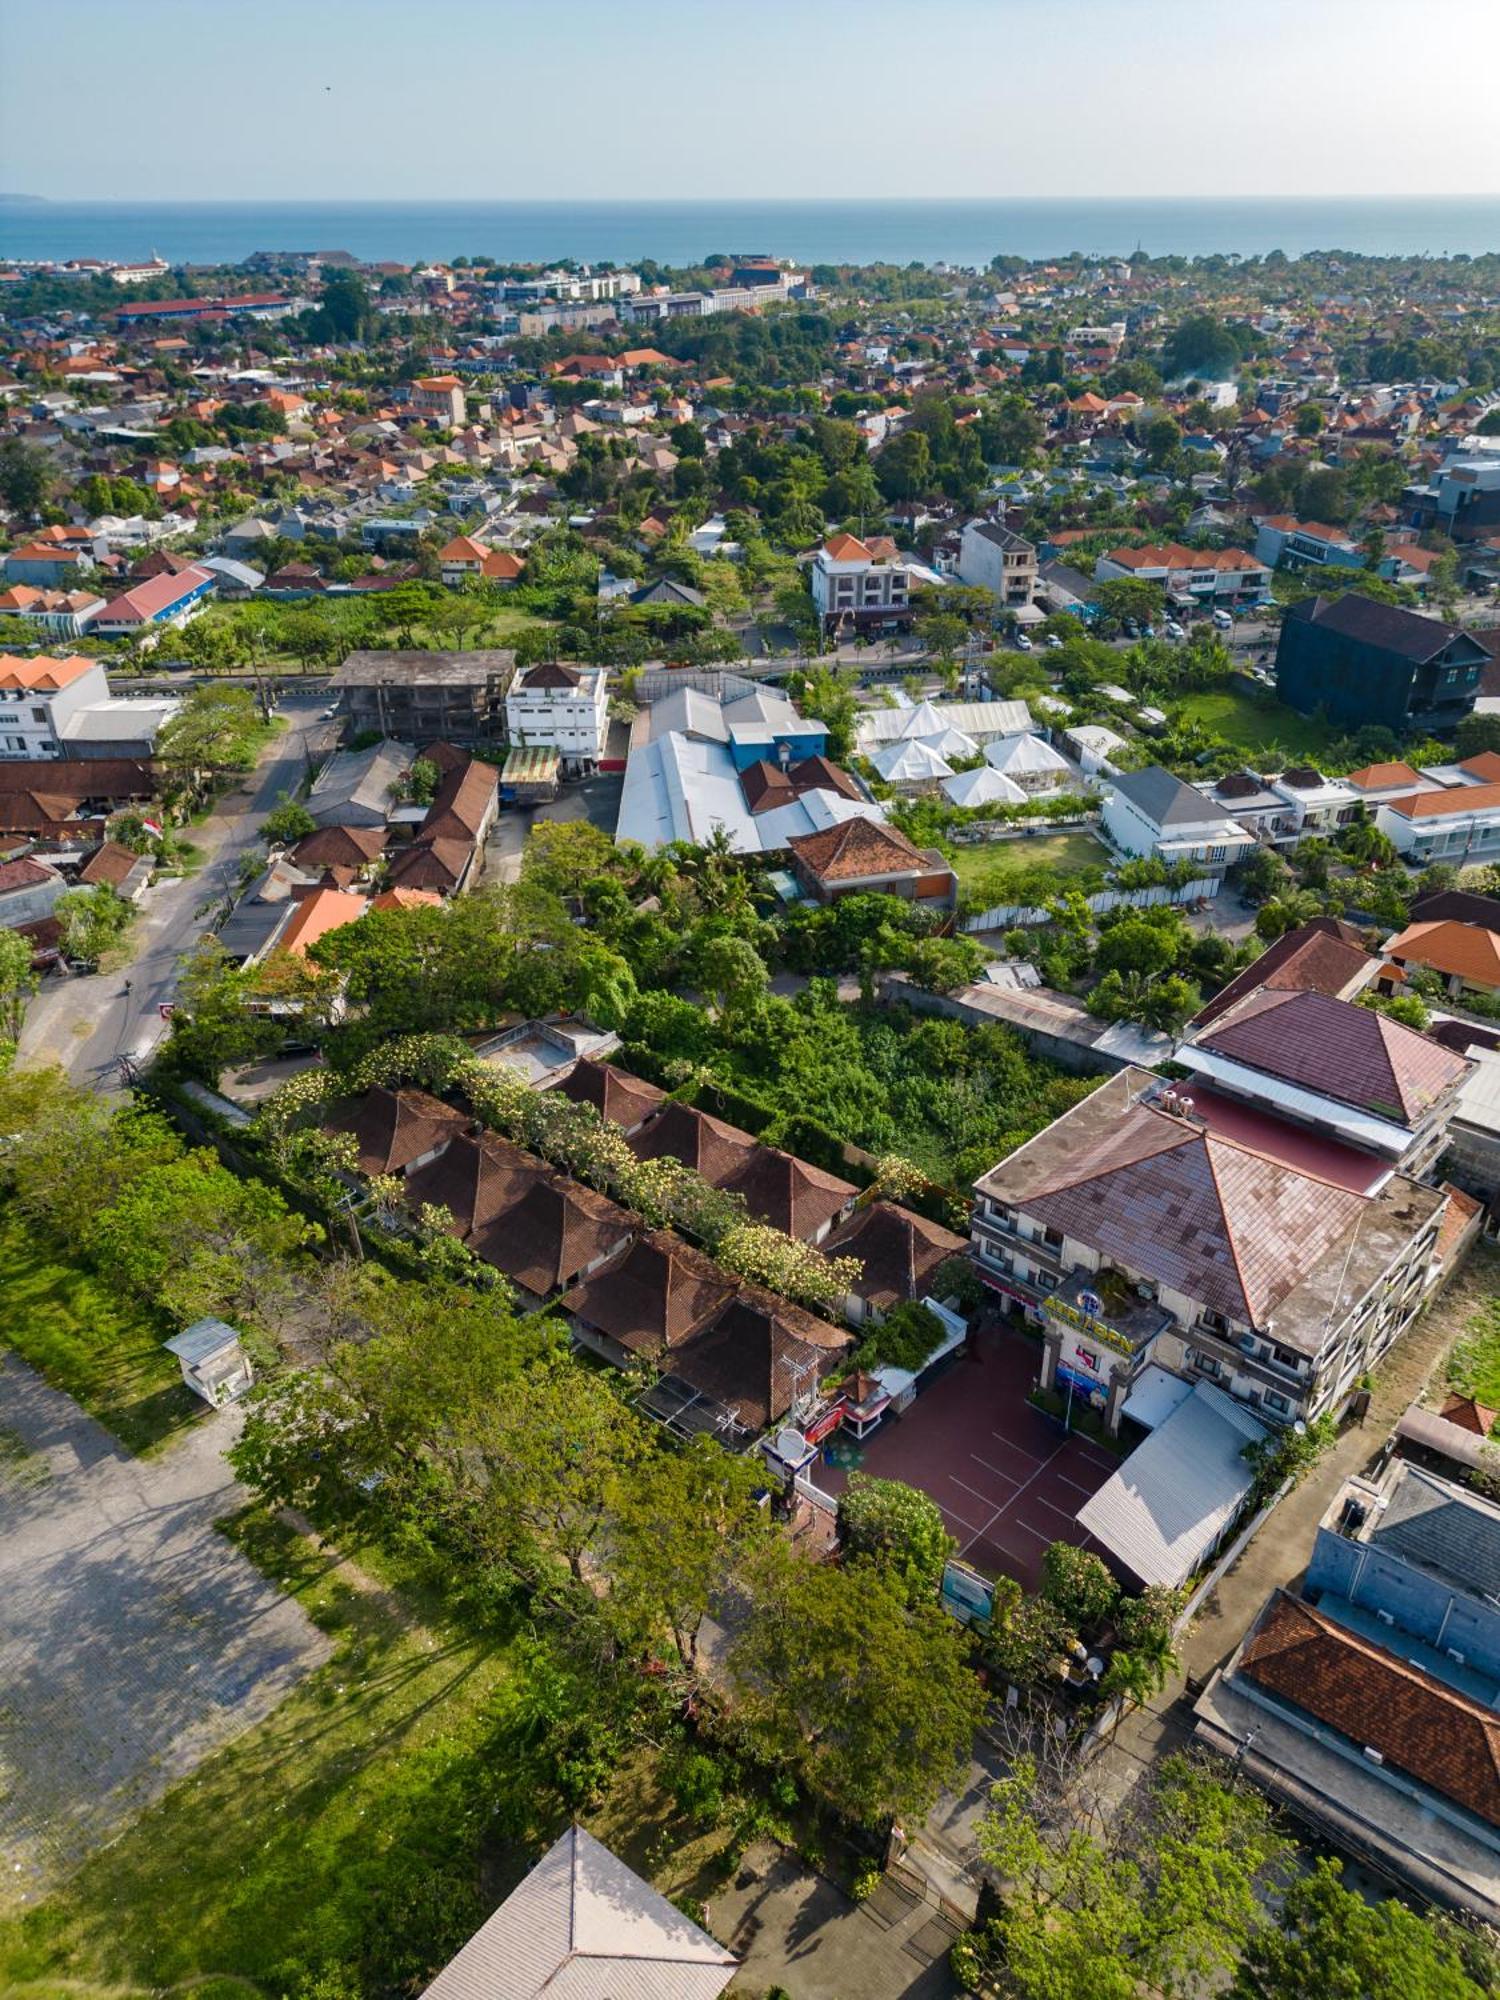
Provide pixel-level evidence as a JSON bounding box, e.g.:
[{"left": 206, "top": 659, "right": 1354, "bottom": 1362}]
[
  {"left": 949, "top": 829, "right": 1108, "bottom": 892},
  {"left": 0, "top": 1208, "right": 194, "bottom": 1455},
  {"left": 1173, "top": 687, "right": 1344, "bottom": 762}
]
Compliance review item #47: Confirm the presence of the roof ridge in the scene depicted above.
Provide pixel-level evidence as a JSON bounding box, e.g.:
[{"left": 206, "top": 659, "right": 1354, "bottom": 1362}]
[{"left": 1198, "top": 1131, "right": 1256, "bottom": 1323}]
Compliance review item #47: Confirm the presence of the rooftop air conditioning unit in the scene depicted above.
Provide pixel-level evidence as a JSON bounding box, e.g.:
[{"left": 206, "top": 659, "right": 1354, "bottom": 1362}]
[
  {"left": 1446, "top": 1648, "right": 1467, "bottom": 1667},
  {"left": 1362, "top": 1746, "right": 1385, "bottom": 1766},
  {"left": 1375, "top": 1609, "right": 1396, "bottom": 1626}
]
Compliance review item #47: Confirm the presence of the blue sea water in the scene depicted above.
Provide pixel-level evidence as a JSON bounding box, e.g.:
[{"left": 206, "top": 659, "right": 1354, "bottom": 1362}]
[{"left": 2, "top": 197, "right": 1499, "bottom": 270}]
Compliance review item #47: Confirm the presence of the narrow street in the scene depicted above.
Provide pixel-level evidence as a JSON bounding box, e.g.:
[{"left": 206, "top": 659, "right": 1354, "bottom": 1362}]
[{"left": 18, "top": 693, "right": 337, "bottom": 1093}]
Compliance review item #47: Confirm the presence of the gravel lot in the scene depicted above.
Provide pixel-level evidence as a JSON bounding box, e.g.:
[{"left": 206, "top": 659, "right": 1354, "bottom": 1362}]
[{"left": 0, "top": 1356, "right": 330, "bottom": 1910}]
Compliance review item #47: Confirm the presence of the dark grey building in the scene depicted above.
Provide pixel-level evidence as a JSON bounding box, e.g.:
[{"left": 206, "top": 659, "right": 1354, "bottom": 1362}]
[
  {"left": 1276, "top": 594, "right": 1488, "bottom": 735},
  {"left": 330, "top": 650, "right": 516, "bottom": 747}
]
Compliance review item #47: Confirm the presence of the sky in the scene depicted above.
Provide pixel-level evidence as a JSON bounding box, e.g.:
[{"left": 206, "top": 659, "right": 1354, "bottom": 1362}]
[{"left": 4, "top": 0, "right": 1499, "bottom": 203}]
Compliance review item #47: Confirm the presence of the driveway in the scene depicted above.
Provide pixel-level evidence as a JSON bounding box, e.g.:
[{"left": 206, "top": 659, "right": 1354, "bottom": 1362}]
[
  {"left": 18, "top": 694, "right": 338, "bottom": 1092},
  {"left": 485, "top": 771, "right": 623, "bottom": 885},
  {"left": 719, "top": 1841, "right": 959, "bottom": 1999},
  {"left": 0, "top": 1355, "right": 331, "bottom": 1910}
]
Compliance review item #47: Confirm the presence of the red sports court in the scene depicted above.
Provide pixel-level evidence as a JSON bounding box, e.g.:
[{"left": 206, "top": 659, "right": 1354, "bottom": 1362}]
[{"left": 816, "top": 1319, "right": 1118, "bottom": 1592}]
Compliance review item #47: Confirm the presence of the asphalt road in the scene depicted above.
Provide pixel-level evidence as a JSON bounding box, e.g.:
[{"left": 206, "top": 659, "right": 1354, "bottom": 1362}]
[{"left": 18, "top": 694, "right": 337, "bottom": 1094}]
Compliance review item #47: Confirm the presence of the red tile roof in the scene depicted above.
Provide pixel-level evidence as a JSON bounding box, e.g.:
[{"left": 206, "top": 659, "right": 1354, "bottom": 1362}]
[
  {"left": 787, "top": 817, "right": 935, "bottom": 885},
  {"left": 986, "top": 1094, "right": 1368, "bottom": 1327},
  {"left": 1191, "top": 919, "right": 1371, "bottom": 1029},
  {"left": 1384, "top": 919, "right": 1500, "bottom": 990},
  {"left": 1239, "top": 1592, "right": 1500, "bottom": 1830}
]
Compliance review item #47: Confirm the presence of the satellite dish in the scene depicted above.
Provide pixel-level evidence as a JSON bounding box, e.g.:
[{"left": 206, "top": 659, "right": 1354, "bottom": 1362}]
[{"left": 774, "top": 1427, "right": 808, "bottom": 1462}]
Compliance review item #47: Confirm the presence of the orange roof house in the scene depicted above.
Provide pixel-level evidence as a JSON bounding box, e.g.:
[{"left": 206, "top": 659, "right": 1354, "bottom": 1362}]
[
  {"left": 1383, "top": 918, "right": 1500, "bottom": 993},
  {"left": 275, "top": 888, "right": 368, "bottom": 958}
]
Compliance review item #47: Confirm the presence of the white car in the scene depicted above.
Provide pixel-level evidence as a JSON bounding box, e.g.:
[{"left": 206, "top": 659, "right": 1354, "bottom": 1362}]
[
  {"left": 1045, "top": 633, "right": 1064, "bottom": 649},
  {"left": 1163, "top": 620, "right": 1185, "bottom": 640},
  {"left": 1212, "top": 609, "right": 1234, "bottom": 630},
  {"left": 1014, "top": 632, "right": 1033, "bottom": 652}
]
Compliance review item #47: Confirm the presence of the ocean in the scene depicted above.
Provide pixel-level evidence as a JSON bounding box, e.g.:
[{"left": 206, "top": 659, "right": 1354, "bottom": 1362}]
[{"left": 2, "top": 197, "right": 1499, "bottom": 271}]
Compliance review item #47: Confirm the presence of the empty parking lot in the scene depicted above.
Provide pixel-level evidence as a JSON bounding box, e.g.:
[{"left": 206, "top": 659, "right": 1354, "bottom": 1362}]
[{"left": 0, "top": 1355, "right": 330, "bottom": 1909}]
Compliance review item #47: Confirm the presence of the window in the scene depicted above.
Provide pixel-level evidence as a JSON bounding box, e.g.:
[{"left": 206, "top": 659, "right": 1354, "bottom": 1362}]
[
  {"left": 1271, "top": 1342, "right": 1301, "bottom": 1371},
  {"left": 1265, "top": 1391, "right": 1290, "bottom": 1415},
  {"left": 1042, "top": 1225, "right": 1063, "bottom": 1249},
  {"left": 1201, "top": 1309, "right": 1228, "bottom": 1336}
]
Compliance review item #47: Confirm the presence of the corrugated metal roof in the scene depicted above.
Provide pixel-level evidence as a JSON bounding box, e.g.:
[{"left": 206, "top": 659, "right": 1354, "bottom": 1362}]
[{"left": 1075, "top": 1380, "right": 1264, "bottom": 1588}]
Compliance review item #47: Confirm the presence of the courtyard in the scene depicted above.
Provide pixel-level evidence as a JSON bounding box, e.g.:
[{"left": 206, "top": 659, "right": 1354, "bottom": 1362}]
[{"left": 816, "top": 1320, "right": 1120, "bottom": 1591}]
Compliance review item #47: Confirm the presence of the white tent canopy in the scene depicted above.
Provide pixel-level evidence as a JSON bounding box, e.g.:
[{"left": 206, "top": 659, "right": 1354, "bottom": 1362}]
[
  {"left": 984, "top": 731, "right": 1073, "bottom": 782},
  {"left": 942, "top": 765, "right": 1028, "bottom": 808},
  {"left": 871, "top": 738, "right": 955, "bottom": 784}
]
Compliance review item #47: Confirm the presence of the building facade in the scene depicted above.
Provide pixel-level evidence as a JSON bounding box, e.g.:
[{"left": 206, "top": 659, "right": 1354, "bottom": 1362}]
[
  {"left": 504, "top": 662, "right": 609, "bottom": 773},
  {"left": 1276, "top": 594, "right": 1488, "bottom": 734},
  {"left": 956, "top": 519, "right": 1039, "bottom": 609},
  {"left": 970, "top": 1068, "right": 1446, "bottom": 1434}
]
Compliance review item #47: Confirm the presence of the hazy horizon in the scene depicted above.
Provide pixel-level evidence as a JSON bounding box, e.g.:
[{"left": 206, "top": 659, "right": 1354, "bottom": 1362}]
[{"left": 4, "top": 0, "right": 1498, "bottom": 205}]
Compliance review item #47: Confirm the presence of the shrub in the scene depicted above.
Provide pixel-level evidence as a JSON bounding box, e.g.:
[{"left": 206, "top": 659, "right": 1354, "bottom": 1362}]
[
  {"left": 851, "top": 1860, "right": 883, "bottom": 1902},
  {"left": 1039, "top": 1541, "right": 1119, "bottom": 1631}
]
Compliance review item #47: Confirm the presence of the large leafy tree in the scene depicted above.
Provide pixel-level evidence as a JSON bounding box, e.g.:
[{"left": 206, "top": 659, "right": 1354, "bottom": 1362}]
[
  {"left": 727, "top": 1540, "right": 985, "bottom": 1826},
  {"left": 836, "top": 1474, "right": 954, "bottom": 1606},
  {"left": 974, "top": 1754, "right": 1291, "bottom": 1999},
  {"left": 1230, "top": 1857, "right": 1497, "bottom": 2000},
  {"left": 609, "top": 1436, "right": 770, "bottom": 1679}
]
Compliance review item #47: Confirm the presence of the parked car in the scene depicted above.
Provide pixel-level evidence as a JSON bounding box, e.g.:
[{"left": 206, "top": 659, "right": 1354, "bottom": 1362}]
[
  {"left": 1014, "top": 632, "right": 1033, "bottom": 652},
  {"left": 1212, "top": 608, "right": 1234, "bottom": 629},
  {"left": 1045, "top": 633, "right": 1063, "bottom": 649},
  {"left": 1163, "top": 620, "right": 1185, "bottom": 640}
]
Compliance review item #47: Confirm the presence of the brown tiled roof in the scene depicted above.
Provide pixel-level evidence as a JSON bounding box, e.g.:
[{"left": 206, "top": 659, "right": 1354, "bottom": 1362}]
[
  {"left": 471, "top": 1173, "right": 631, "bottom": 1297},
  {"left": 1439, "top": 1390, "right": 1497, "bottom": 1437},
  {"left": 552, "top": 1057, "right": 665, "bottom": 1132},
  {"left": 422, "top": 757, "right": 497, "bottom": 843},
  {"left": 1197, "top": 987, "right": 1468, "bottom": 1124},
  {"left": 787, "top": 816, "right": 932, "bottom": 885},
  {"left": 628, "top": 1101, "right": 758, "bottom": 1185},
  {"left": 404, "top": 1128, "right": 544, "bottom": 1237},
  {"left": 989, "top": 1097, "right": 1366, "bottom": 1326},
  {"left": 740, "top": 760, "right": 796, "bottom": 815},
  {"left": 386, "top": 837, "right": 472, "bottom": 893},
  {"left": 520, "top": 661, "right": 585, "bottom": 690},
  {"left": 325, "top": 1085, "right": 466, "bottom": 1177},
  {"left": 1239, "top": 1592, "right": 1500, "bottom": 1830},
  {"left": 0, "top": 855, "right": 58, "bottom": 895},
  {"left": 1343, "top": 760, "right": 1423, "bottom": 791},
  {"left": 560, "top": 1230, "right": 735, "bottom": 1356},
  {"left": 0, "top": 758, "right": 153, "bottom": 798},
  {"left": 291, "top": 824, "right": 387, "bottom": 870},
  {"left": 717, "top": 1146, "right": 856, "bottom": 1242},
  {"left": 1191, "top": 919, "right": 1372, "bottom": 1029},
  {"left": 788, "top": 754, "right": 864, "bottom": 803},
  {"left": 77, "top": 840, "right": 144, "bottom": 890},
  {"left": 668, "top": 1296, "right": 853, "bottom": 1431},
  {"left": 1385, "top": 780, "right": 1500, "bottom": 822},
  {"left": 822, "top": 1200, "right": 968, "bottom": 1313}
]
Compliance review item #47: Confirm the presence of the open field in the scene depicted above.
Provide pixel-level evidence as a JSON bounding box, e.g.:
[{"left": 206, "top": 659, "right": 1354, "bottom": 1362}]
[
  {"left": 1173, "top": 686, "right": 1345, "bottom": 762},
  {"left": 0, "top": 1368, "right": 330, "bottom": 1921},
  {"left": 948, "top": 828, "right": 1107, "bottom": 892}
]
